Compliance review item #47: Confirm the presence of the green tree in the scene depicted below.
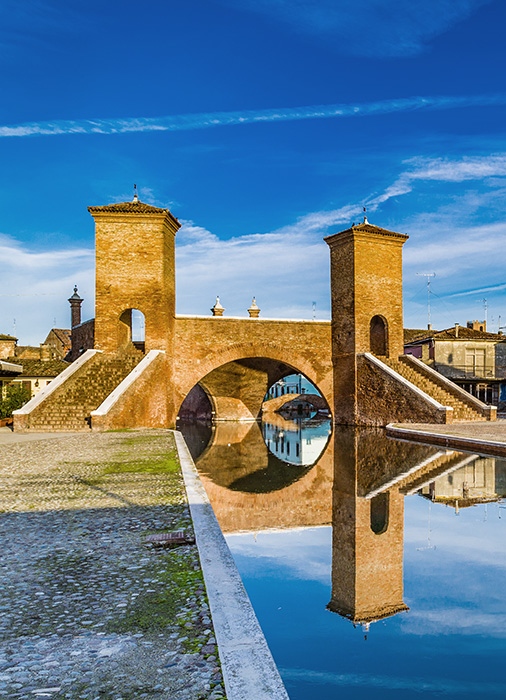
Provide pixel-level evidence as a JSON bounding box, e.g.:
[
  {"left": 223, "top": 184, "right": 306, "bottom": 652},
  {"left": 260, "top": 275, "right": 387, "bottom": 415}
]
[{"left": 0, "top": 383, "right": 31, "bottom": 419}]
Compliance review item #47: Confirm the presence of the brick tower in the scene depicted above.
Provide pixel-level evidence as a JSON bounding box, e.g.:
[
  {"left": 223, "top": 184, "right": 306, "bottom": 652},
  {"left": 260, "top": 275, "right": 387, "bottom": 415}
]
[
  {"left": 325, "top": 217, "right": 408, "bottom": 424},
  {"left": 88, "top": 192, "right": 181, "bottom": 355}
]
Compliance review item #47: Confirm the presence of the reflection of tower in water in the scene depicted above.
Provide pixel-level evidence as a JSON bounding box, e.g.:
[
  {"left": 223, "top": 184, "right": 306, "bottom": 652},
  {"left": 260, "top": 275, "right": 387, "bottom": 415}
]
[{"left": 327, "top": 428, "right": 409, "bottom": 630}]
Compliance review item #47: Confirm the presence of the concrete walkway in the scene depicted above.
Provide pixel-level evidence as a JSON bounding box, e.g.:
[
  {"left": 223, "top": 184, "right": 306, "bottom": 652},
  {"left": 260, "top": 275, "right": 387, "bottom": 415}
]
[{"left": 387, "top": 419, "right": 506, "bottom": 456}]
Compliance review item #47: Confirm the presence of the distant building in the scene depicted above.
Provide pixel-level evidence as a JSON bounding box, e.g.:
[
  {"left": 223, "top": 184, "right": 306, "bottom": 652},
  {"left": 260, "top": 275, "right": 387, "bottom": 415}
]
[
  {"left": 266, "top": 373, "right": 320, "bottom": 399},
  {"left": 262, "top": 416, "right": 332, "bottom": 466},
  {"left": 43, "top": 328, "right": 72, "bottom": 360},
  {"left": 404, "top": 322, "right": 506, "bottom": 406},
  {"left": 0, "top": 333, "right": 68, "bottom": 399},
  {"left": 419, "top": 454, "right": 506, "bottom": 511}
]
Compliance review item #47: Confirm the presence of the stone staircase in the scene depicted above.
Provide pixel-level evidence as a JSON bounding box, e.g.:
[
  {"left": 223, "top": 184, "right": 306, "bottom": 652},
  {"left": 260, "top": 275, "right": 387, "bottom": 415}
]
[
  {"left": 382, "top": 355, "right": 487, "bottom": 421},
  {"left": 15, "top": 352, "right": 142, "bottom": 431}
]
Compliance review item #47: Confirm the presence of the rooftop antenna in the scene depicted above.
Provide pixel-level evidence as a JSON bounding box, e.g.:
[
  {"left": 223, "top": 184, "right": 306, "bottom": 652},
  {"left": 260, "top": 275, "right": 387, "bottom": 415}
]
[
  {"left": 132, "top": 183, "right": 139, "bottom": 203},
  {"left": 417, "top": 272, "right": 436, "bottom": 329},
  {"left": 312, "top": 301, "right": 316, "bottom": 321},
  {"left": 480, "top": 298, "right": 488, "bottom": 326}
]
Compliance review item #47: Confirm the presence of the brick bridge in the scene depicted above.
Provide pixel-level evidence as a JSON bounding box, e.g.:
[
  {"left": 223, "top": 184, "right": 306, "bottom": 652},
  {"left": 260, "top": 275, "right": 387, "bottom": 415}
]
[{"left": 13, "top": 198, "right": 495, "bottom": 431}]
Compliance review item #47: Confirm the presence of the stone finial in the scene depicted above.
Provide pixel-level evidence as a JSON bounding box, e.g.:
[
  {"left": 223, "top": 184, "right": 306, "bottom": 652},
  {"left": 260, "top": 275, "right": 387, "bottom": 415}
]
[
  {"left": 211, "top": 296, "right": 225, "bottom": 317},
  {"left": 133, "top": 183, "right": 139, "bottom": 203},
  {"left": 248, "top": 297, "right": 260, "bottom": 318}
]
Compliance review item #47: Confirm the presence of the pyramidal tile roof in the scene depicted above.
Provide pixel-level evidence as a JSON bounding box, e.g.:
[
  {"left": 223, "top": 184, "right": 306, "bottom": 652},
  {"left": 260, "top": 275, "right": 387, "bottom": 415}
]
[
  {"left": 88, "top": 200, "right": 171, "bottom": 214},
  {"left": 325, "top": 218, "right": 408, "bottom": 242}
]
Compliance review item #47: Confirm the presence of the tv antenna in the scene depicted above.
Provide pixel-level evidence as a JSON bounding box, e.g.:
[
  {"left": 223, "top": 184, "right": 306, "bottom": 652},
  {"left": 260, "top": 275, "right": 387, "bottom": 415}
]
[
  {"left": 479, "top": 298, "right": 488, "bottom": 327},
  {"left": 417, "top": 272, "right": 436, "bottom": 329}
]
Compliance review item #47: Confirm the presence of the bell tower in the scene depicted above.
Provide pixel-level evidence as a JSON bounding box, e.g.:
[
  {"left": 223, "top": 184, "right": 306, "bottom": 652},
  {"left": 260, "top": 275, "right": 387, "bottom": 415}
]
[{"left": 88, "top": 192, "right": 181, "bottom": 355}]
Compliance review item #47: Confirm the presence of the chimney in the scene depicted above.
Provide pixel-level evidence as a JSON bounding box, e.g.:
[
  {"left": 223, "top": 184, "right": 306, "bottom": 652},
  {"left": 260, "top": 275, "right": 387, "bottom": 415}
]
[
  {"left": 454, "top": 323, "right": 459, "bottom": 338},
  {"left": 68, "top": 286, "right": 83, "bottom": 329}
]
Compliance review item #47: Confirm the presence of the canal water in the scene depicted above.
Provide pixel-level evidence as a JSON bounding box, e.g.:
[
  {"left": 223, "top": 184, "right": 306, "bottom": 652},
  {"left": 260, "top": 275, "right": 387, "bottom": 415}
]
[{"left": 179, "top": 417, "right": 506, "bottom": 699}]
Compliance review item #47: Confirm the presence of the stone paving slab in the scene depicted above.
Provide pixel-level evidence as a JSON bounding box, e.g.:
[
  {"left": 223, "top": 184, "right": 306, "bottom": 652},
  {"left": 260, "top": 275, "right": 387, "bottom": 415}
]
[{"left": 0, "top": 430, "right": 226, "bottom": 700}]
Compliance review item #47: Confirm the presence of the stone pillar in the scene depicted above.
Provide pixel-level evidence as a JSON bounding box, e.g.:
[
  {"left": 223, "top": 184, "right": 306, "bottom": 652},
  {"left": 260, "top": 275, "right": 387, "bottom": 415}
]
[
  {"left": 211, "top": 297, "right": 225, "bottom": 317},
  {"left": 248, "top": 298, "right": 260, "bottom": 318},
  {"left": 325, "top": 219, "right": 408, "bottom": 424},
  {"left": 68, "top": 286, "right": 83, "bottom": 329}
]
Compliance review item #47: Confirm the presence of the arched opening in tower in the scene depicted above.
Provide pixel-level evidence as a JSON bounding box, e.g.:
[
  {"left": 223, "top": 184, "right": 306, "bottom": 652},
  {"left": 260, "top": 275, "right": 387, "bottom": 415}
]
[
  {"left": 370, "top": 315, "right": 388, "bottom": 357},
  {"left": 370, "top": 491, "right": 390, "bottom": 534},
  {"left": 119, "top": 308, "right": 145, "bottom": 352}
]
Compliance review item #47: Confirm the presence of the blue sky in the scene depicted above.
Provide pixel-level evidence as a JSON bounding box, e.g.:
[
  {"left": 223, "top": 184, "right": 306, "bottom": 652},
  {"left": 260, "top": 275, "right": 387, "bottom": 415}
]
[{"left": 1, "top": 0, "right": 506, "bottom": 343}]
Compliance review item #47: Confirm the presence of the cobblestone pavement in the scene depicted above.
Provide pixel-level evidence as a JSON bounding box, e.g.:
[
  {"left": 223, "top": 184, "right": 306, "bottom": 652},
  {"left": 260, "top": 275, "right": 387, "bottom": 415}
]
[{"left": 0, "top": 430, "right": 226, "bottom": 700}]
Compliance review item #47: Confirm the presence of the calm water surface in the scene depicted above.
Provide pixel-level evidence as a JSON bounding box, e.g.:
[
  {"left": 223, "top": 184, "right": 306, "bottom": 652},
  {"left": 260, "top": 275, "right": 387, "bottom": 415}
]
[{"left": 179, "top": 418, "right": 506, "bottom": 699}]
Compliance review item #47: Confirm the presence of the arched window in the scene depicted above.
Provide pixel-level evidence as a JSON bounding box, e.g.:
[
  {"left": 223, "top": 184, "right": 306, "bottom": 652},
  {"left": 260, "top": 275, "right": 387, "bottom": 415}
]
[
  {"left": 119, "top": 308, "right": 145, "bottom": 352},
  {"left": 370, "top": 315, "right": 388, "bottom": 356},
  {"left": 370, "top": 492, "right": 389, "bottom": 534}
]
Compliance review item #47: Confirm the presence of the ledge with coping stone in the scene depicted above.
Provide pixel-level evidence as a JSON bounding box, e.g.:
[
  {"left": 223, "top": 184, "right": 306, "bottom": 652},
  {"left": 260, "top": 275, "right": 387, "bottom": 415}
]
[
  {"left": 363, "top": 353, "right": 453, "bottom": 421},
  {"left": 12, "top": 349, "right": 102, "bottom": 417},
  {"left": 387, "top": 420, "right": 506, "bottom": 457},
  {"left": 12, "top": 349, "right": 102, "bottom": 431},
  {"left": 400, "top": 353, "right": 496, "bottom": 420},
  {"left": 174, "top": 431, "right": 290, "bottom": 700},
  {"left": 176, "top": 313, "right": 330, "bottom": 324},
  {"left": 90, "top": 350, "right": 165, "bottom": 428}
]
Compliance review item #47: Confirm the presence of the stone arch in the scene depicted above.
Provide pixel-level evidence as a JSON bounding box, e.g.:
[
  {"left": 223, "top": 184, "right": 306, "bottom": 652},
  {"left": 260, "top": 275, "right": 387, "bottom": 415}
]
[
  {"left": 176, "top": 350, "right": 332, "bottom": 423},
  {"left": 119, "top": 308, "right": 146, "bottom": 352},
  {"left": 370, "top": 491, "right": 389, "bottom": 534},
  {"left": 370, "top": 315, "right": 389, "bottom": 357}
]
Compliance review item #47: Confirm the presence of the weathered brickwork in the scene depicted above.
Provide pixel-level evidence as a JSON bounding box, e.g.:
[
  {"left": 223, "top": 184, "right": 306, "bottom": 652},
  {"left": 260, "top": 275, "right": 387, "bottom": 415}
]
[
  {"left": 89, "top": 202, "right": 180, "bottom": 356},
  {"left": 326, "top": 222, "right": 429, "bottom": 426},
  {"left": 69, "top": 318, "right": 95, "bottom": 361},
  {"left": 14, "top": 352, "right": 141, "bottom": 432},
  {"left": 173, "top": 316, "right": 333, "bottom": 423},
  {"left": 356, "top": 355, "right": 450, "bottom": 426},
  {"left": 91, "top": 352, "right": 169, "bottom": 431},
  {"left": 328, "top": 429, "right": 410, "bottom": 622}
]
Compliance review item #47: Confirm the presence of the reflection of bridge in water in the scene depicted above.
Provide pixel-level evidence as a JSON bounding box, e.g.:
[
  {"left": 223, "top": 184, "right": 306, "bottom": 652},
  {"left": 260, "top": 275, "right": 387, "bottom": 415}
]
[{"left": 180, "top": 418, "right": 506, "bottom": 629}]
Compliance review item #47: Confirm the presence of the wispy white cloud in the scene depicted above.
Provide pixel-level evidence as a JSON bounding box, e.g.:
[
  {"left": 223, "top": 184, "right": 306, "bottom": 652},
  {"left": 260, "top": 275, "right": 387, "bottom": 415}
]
[
  {"left": 176, "top": 220, "right": 332, "bottom": 319},
  {"left": 4, "top": 147, "right": 506, "bottom": 342},
  {"left": 370, "top": 154, "right": 506, "bottom": 206},
  {"left": 1, "top": 94, "right": 506, "bottom": 139},
  {"left": 217, "top": 0, "right": 492, "bottom": 57},
  {"left": 0, "top": 235, "right": 94, "bottom": 341}
]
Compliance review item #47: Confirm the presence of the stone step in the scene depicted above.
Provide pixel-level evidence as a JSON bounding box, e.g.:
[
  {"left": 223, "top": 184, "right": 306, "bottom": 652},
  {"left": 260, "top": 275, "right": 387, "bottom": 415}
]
[
  {"left": 25, "top": 353, "right": 142, "bottom": 430},
  {"left": 382, "top": 356, "right": 483, "bottom": 421}
]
